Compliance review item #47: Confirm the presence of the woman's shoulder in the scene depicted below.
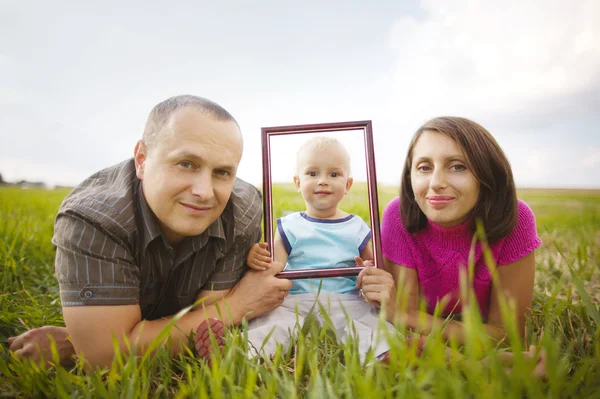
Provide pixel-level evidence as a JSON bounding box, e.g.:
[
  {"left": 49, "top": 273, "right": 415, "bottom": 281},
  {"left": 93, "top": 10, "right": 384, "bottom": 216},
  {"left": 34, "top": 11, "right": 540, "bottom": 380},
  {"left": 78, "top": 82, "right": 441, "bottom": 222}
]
[
  {"left": 381, "top": 197, "right": 414, "bottom": 239},
  {"left": 511, "top": 199, "right": 539, "bottom": 237},
  {"left": 496, "top": 199, "right": 541, "bottom": 265},
  {"left": 516, "top": 199, "right": 536, "bottom": 224},
  {"left": 382, "top": 197, "right": 404, "bottom": 228}
]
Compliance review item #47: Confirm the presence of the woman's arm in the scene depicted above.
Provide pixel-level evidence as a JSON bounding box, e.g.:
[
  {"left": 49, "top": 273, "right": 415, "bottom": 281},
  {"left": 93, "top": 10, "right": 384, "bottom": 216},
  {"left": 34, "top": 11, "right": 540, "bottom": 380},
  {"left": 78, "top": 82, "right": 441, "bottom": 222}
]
[
  {"left": 486, "top": 251, "right": 536, "bottom": 339},
  {"left": 387, "top": 252, "right": 536, "bottom": 345}
]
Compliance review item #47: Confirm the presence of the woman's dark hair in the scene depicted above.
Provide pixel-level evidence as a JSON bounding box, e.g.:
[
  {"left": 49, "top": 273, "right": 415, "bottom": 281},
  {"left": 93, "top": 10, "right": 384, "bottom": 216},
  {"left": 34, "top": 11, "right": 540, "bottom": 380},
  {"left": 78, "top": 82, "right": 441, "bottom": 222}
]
[{"left": 400, "top": 116, "right": 517, "bottom": 242}]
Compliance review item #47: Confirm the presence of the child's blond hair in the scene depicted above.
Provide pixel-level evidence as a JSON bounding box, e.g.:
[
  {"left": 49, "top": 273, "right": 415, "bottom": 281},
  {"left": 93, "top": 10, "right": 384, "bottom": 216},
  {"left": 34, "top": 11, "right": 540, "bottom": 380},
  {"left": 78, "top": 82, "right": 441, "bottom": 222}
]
[{"left": 295, "top": 137, "right": 351, "bottom": 176}]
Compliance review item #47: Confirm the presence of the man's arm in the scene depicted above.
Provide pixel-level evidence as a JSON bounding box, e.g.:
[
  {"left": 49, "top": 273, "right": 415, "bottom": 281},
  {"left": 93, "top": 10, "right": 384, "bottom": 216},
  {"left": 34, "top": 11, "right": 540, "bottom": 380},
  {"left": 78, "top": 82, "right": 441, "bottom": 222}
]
[{"left": 62, "top": 288, "right": 238, "bottom": 368}]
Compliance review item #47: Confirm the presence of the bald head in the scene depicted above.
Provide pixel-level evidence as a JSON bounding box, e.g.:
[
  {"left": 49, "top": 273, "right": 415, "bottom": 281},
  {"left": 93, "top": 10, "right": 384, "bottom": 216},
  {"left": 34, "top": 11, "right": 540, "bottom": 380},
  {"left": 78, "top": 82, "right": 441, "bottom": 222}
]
[{"left": 142, "top": 95, "right": 241, "bottom": 151}]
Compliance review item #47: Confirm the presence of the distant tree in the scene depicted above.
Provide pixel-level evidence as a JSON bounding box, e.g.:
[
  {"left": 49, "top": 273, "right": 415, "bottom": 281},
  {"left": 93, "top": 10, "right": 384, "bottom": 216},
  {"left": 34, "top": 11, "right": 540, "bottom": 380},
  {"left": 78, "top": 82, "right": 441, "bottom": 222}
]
[{"left": 0, "top": 172, "right": 4, "bottom": 184}]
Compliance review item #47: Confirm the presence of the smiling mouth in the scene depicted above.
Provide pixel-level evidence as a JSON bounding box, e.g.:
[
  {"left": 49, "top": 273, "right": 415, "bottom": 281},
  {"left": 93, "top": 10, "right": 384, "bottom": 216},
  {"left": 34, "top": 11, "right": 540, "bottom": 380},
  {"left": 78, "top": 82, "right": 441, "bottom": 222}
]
[
  {"left": 314, "top": 191, "right": 332, "bottom": 195},
  {"left": 180, "top": 203, "right": 213, "bottom": 214},
  {"left": 426, "top": 196, "right": 455, "bottom": 206}
]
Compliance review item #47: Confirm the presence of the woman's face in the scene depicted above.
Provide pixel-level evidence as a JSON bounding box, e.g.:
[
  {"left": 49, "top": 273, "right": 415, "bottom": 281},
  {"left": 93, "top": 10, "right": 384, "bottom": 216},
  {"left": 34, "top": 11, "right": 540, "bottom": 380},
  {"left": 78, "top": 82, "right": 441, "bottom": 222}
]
[{"left": 410, "top": 130, "right": 480, "bottom": 227}]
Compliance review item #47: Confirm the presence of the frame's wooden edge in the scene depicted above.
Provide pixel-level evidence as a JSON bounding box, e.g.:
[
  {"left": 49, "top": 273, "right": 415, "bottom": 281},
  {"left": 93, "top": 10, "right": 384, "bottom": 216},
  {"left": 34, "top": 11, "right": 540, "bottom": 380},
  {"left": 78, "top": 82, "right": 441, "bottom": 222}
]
[
  {"left": 261, "top": 127, "right": 274, "bottom": 255},
  {"left": 364, "top": 121, "right": 383, "bottom": 269},
  {"left": 262, "top": 120, "right": 372, "bottom": 135},
  {"left": 276, "top": 267, "right": 365, "bottom": 280},
  {"left": 261, "top": 120, "right": 381, "bottom": 279}
]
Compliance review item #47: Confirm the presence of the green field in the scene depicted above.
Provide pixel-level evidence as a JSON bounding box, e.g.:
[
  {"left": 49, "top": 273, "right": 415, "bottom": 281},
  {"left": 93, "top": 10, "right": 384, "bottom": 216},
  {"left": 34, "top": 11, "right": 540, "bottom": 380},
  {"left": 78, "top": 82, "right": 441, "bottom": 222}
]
[{"left": 1, "top": 185, "right": 599, "bottom": 398}]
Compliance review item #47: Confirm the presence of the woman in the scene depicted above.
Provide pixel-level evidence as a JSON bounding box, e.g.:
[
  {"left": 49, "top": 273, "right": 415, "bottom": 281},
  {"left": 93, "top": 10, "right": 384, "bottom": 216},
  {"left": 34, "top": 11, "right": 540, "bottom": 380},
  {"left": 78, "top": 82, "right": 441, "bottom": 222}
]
[{"left": 357, "top": 116, "right": 541, "bottom": 345}]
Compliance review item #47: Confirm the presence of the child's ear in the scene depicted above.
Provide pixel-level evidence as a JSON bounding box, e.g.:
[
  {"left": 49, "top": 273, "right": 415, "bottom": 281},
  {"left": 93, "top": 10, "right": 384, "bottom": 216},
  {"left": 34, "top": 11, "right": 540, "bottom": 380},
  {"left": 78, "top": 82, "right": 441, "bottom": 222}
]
[
  {"left": 293, "top": 175, "right": 301, "bottom": 191},
  {"left": 345, "top": 177, "right": 354, "bottom": 194}
]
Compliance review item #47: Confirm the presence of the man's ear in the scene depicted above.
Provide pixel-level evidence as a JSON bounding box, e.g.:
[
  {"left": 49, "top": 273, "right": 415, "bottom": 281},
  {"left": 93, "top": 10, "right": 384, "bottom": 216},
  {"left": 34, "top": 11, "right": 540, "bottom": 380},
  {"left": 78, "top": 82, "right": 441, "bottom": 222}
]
[
  {"left": 133, "top": 140, "right": 147, "bottom": 180},
  {"left": 345, "top": 177, "right": 354, "bottom": 194},
  {"left": 293, "top": 175, "right": 301, "bottom": 192}
]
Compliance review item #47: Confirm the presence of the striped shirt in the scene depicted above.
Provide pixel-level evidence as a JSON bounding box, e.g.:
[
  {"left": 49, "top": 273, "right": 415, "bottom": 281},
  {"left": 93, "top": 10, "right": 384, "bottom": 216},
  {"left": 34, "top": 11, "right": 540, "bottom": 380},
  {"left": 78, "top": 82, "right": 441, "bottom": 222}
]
[{"left": 53, "top": 159, "right": 262, "bottom": 320}]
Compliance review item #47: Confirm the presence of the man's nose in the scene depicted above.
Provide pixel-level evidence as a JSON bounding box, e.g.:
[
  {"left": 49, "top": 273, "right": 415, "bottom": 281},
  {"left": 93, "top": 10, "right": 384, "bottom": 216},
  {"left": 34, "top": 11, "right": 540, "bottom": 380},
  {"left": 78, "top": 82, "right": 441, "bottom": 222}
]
[{"left": 191, "top": 170, "right": 214, "bottom": 200}]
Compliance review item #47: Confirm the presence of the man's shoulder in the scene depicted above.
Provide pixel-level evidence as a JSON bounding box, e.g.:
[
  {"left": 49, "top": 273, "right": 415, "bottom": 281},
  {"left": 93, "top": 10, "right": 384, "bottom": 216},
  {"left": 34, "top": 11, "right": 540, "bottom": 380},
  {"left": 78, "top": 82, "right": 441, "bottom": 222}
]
[
  {"left": 57, "top": 159, "right": 139, "bottom": 238},
  {"left": 228, "top": 177, "right": 262, "bottom": 236}
]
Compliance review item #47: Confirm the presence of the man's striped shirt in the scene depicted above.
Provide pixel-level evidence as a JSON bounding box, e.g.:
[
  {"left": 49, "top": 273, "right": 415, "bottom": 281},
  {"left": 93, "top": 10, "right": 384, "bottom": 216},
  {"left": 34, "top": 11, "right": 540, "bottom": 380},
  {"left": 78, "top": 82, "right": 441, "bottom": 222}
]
[{"left": 53, "top": 159, "right": 262, "bottom": 320}]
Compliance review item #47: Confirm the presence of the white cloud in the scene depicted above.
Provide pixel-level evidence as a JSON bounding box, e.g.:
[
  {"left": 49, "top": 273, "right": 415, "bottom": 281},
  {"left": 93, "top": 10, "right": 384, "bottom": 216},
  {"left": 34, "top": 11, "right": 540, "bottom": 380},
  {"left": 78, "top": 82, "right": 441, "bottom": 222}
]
[
  {"left": 582, "top": 150, "right": 600, "bottom": 167},
  {"left": 1, "top": 1, "right": 598, "bottom": 189},
  {"left": 386, "top": 0, "right": 600, "bottom": 119},
  {"left": 525, "top": 151, "right": 555, "bottom": 180}
]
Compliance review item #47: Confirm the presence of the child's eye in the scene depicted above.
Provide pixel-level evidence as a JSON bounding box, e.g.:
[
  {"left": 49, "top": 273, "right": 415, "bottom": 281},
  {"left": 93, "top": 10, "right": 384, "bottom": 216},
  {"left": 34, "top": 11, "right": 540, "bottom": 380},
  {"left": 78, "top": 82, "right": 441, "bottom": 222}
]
[
  {"left": 308, "top": 172, "right": 317, "bottom": 177},
  {"left": 330, "top": 172, "right": 339, "bottom": 177}
]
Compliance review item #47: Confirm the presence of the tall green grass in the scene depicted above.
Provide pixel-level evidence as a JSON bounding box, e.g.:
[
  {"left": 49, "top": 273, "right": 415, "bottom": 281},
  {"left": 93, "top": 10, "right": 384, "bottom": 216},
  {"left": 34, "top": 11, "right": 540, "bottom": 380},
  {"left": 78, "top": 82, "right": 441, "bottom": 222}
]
[{"left": 1, "top": 185, "right": 599, "bottom": 398}]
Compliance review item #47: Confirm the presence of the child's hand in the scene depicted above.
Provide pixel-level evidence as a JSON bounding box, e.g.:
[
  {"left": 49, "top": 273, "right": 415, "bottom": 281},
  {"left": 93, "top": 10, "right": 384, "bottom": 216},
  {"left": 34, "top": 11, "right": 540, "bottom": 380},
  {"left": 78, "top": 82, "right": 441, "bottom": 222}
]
[
  {"left": 354, "top": 256, "right": 375, "bottom": 268},
  {"left": 247, "top": 242, "right": 272, "bottom": 270}
]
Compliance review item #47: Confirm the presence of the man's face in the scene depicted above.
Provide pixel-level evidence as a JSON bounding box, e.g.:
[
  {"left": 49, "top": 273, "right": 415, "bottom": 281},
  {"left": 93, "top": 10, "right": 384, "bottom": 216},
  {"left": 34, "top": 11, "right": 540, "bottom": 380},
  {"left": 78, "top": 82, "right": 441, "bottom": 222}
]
[{"left": 134, "top": 107, "right": 243, "bottom": 245}]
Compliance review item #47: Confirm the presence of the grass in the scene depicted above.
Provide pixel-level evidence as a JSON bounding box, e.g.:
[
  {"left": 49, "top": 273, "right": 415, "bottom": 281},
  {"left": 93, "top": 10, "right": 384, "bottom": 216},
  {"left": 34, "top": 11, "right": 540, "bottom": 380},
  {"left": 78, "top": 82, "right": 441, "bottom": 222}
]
[{"left": 0, "top": 185, "right": 599, "bottom": 398}]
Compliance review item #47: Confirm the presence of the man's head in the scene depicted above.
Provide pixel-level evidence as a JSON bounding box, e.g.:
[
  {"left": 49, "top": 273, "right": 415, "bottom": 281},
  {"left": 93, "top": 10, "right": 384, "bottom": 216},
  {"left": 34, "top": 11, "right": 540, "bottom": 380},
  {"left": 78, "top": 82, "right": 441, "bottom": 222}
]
[
  {"left": 293, "top": 137, "right": 353, "bottom": 216},
  {"left": 134, "top": 95, "right": 243, "bottom": 245}
]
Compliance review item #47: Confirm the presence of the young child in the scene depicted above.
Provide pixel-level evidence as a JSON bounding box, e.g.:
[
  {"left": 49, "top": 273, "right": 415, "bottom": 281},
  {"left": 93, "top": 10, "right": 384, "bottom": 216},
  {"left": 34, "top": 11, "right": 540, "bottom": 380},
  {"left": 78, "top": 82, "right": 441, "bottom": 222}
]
[{"left": 240, "top": 136, "right": 396, "bottom": 361}]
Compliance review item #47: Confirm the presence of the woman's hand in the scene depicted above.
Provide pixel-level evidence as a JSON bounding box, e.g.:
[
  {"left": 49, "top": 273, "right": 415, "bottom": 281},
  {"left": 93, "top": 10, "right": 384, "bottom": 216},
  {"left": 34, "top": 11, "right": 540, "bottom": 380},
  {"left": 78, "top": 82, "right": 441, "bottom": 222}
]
[{"left": 356, "top": 262, "right": 397, "bottom": 320}]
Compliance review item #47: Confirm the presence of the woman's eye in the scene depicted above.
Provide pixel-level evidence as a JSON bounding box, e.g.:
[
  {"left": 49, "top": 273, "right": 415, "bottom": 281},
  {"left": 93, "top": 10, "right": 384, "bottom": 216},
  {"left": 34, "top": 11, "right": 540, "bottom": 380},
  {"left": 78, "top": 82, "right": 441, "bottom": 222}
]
[
  {"left": 451, "top": 164, "right": 466, "bottom": 171},
  {"left": 416, "top": 165, "right": 431, "bottom": 172}
]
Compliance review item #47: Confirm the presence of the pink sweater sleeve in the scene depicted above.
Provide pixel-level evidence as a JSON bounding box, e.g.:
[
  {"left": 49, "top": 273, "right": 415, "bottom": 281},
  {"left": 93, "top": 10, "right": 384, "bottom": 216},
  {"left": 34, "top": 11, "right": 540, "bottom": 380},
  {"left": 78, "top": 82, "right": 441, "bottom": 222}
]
[
  {"left": 381, "top": 197, "right": 416, "bottom": 269},
  {"left": 497, "top": 199, "right": 542, "bottom": 265}
]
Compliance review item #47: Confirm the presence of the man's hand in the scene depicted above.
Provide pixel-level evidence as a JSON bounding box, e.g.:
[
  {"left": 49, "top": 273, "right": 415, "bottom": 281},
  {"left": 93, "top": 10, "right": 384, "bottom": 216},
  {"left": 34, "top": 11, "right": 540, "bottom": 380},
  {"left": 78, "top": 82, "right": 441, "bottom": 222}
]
[
  {"left": 7, "top": 326, "right": 76, "bottom": 366},
  {"left": 229, "top": 262, "right": 292, "bottom": 320},
  {"left": 247, "top": 242, "right": 272, "bottom": 271}
]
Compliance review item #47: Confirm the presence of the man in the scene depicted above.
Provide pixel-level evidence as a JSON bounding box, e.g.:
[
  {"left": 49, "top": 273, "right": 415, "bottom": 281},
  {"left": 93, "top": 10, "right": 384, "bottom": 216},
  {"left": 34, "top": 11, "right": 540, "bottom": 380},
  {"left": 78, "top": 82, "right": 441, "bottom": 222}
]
[{"left": 8, "top": 95, "right": 292, "bottom": 368}]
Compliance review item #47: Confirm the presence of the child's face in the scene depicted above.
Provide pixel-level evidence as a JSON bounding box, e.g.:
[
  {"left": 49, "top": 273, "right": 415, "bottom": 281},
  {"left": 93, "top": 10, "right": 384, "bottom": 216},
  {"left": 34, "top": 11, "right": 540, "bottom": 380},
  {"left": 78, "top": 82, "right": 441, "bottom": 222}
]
[
  {"left": 294, "top": 144, "right": 353, "bottom": 216},
  {"left": 410, "top": 130, "right": 480, "bottom": 227}
]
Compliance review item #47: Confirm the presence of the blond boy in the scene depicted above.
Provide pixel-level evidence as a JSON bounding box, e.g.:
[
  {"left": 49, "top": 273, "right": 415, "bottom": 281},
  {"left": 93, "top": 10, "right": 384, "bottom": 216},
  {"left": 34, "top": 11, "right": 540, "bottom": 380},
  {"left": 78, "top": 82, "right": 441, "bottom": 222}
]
[{"left": 243, "top": 137, "right": 396, "bottom": 360}]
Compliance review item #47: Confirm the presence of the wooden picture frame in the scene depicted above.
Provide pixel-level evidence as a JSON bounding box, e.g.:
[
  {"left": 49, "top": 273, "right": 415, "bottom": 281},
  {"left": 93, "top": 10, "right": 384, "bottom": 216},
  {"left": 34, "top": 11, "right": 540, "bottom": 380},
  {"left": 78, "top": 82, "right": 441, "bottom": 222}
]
[{"left": 261, "top": 121, "right": 382, "bottom": 280}]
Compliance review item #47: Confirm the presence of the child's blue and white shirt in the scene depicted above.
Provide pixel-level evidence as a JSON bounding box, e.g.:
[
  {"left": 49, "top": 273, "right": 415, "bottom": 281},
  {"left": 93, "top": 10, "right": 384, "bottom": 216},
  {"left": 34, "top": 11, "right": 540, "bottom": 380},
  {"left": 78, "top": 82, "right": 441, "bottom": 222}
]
[{"left": 277, "top": 212, "right": 371, "bottom": 294}]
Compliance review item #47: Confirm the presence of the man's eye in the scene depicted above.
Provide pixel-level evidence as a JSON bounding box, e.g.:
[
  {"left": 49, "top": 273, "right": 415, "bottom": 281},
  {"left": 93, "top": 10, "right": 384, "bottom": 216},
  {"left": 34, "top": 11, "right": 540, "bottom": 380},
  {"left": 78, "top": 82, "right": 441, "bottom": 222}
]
[
  {"left": 179, "top": 161, "right": 193, "bottom": 169},
  {"left": 215, "top": 170, "right": 230, "bottom": 177}
]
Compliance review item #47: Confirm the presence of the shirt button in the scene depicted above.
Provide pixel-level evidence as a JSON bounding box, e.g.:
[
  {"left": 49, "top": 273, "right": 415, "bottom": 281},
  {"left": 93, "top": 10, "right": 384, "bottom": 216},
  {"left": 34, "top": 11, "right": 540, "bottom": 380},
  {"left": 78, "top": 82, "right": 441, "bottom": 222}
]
[{"left": 83, "top": 290, "right": 93, "bottom": 299}]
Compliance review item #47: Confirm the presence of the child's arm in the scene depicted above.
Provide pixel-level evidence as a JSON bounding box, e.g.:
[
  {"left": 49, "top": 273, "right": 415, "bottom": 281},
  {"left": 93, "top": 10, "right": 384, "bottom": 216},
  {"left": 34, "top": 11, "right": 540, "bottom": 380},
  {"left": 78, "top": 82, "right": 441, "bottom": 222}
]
[
  {"left": 246, "top": 230, "right": 289, "bottom": 273},
  {"left": 271, "top": 230, "right": 288, "bottom": 274},
  {"left": 247, "top": 242, "right": 272, "bottom": 270},
  {"left": 355, "top": 241, "right": 375, "bottom": 267}
]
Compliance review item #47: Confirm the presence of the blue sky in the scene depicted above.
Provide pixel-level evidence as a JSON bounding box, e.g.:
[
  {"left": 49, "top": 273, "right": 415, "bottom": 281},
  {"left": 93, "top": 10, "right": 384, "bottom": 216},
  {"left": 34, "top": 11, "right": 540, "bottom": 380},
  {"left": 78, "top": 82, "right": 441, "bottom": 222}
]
[{"left": 1, "top": 0, "right": 598, "bottom": 188}]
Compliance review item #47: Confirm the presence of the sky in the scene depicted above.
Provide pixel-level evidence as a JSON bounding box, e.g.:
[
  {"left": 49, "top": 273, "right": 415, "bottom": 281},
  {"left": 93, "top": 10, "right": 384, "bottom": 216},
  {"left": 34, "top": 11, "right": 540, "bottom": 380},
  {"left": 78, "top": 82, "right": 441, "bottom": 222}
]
[{"left": 1, "top": 0, "right": 599, "bottom": 189}]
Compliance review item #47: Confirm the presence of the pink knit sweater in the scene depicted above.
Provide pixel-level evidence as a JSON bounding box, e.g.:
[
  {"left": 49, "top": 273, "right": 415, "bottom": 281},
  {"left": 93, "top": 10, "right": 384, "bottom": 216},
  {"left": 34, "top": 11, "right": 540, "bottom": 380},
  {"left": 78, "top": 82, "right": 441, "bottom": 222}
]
[{"left": 381, "top": 198, "right": 541, "bottom": 318}]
